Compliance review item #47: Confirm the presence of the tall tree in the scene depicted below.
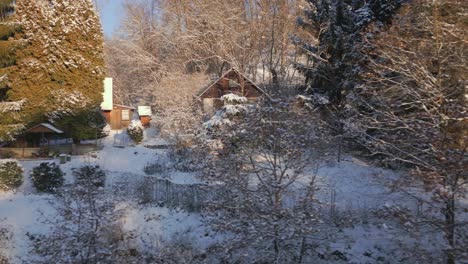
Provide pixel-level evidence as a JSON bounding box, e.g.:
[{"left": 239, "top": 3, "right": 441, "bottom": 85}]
[
  {"left": 0, "top": 0, "right": 24, "bottom": 141},
  {"left": 6, "top": 0, "right": 106, "bottom": 141},
  {"left": 356, "top": 1, "right": 467, "bottom": 263},
  {"left": 201, "top": 98, "right": 330, "bottom": 262},
  {"left": 107, "top": 0, "right": 304, "bottom": 105},
  {"left": 297, "top": 0, "right": 402, "bottom": 106},
  {"left": 295, "top": 0, "right": 402, "bottom": 160}
]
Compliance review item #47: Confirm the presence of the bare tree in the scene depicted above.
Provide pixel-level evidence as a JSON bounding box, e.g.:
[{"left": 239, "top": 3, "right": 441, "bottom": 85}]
[
  {"left": 356, "top": 1, "right": 467, "bottom": 263},
  {"left": 105, "top": 0, "right": 305, "bottom": 103},
  {"left": 201, "top": 98, "right": 330, "bottom": 263},
  {"left": 28, "top": 166, "right": 137, "bottom": 264}
]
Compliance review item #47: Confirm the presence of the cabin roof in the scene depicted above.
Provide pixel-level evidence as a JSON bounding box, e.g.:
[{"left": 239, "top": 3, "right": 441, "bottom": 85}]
[
  {"left": 195, "top": 68, "right": 270, "bottom": 99},
  {"left": 114, "top": 104, "right": 135, "bottom": 110}
]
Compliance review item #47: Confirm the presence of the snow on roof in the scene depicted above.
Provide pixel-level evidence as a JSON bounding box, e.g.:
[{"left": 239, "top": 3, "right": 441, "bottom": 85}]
[
  {"left": 0, "top": 100, "right": 25, "bottom": 113},
  {"left": 26, "top": 123, "right": 64, "bottom": 134},
  {"left": 138, "top": 106, "right": 152, "bottom": 116},
  {"left": 101, "top": 77, "right": 113, "bottom": 111}
]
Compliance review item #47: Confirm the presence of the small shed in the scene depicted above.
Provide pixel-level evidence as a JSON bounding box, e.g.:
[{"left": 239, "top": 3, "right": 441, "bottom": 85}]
[
  {"left": 138, "top": 106, "right": 152, "bottom": 128},
  {"left": 15, "top": 123, "right": 64, "bottom": 148},
  {"left": 195, "top": 68, "right": 270, "bottom": 114},
  {"left": 101, "top": 77, "right": 137, "bottom": 130},
  {"left": 104, "top": 104, "right": 136, "bottom": 130}
]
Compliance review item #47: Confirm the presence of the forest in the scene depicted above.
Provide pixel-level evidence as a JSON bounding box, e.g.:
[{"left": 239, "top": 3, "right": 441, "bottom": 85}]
[{"left": 0, "top": 0, "right": 466, "bottom": 263}]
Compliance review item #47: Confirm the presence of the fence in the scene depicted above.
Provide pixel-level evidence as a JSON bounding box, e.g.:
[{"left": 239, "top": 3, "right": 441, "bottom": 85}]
[
  {"left": 0, "top": 144, "right": 103, "bottom": 159},
  {"left": 111, "top": 175, "right": 213, "bottom": 212}
]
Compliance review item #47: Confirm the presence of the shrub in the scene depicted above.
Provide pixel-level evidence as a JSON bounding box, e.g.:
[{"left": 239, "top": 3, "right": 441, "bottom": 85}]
[
  {"left": 0, "top": 159, "right": 23, "bottom": 191},
  {"left": 143, "top": 156, "right": 169, "bottom": 175},
  {"left": 73, "top": 165, "right": 106, "bottom": 188},
  {"left": 30, "top": 162, "right": 65, "bottom": 193},
  {"left": 126, "top": 120, "right": 144, "bottom": 144}
]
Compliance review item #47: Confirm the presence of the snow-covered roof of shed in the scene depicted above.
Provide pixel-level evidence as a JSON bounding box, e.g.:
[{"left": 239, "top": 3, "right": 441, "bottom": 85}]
[
  {"left": 195, "top": 68, "right": 271, "bottom": 100},
  {"left": 26, "top": 123, "right": 64, "bottom": 134},
  {"left": 138, "top": 106, "right": 152, "bottom": 116}
]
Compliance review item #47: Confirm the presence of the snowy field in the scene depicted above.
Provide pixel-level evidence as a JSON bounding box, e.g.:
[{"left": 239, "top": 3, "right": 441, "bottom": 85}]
[{"left": 0, "top": 129, "right": 466, "bottom": 263}]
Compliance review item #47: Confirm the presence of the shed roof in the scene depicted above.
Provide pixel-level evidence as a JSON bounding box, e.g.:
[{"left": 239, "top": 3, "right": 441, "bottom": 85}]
[
  {"left": 138, "top": 106, "right": 152, "bottom": 116},
  {"left": 26, "top": 123, "right": 64, "bottom": 134}
]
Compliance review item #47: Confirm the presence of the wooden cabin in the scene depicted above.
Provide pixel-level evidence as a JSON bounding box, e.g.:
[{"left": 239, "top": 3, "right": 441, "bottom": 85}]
[
  {"left": 195, "top": 68, "right": 270, "bottom": 114},
  {"left": 11, "top": 123, "right": 65, "bottom": 148},
  {"left": 101, "top": 77, "right": 137, "bottom": 130},
  {"left": 103, "top": 104, "right": 136, "bottom": 130}
]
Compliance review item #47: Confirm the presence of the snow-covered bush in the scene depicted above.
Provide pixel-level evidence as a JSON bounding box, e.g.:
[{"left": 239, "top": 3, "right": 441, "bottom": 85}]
[
  {"left": 30, "top": 162, "right": 64, "bottom": 193},
  {"left": 143, "top": 156, "right": 169, "bottom": 175},
  {"left": 167, "top": 136, "right": 205, "bottom": 172},
  {"left": 203, "top": 93, "right": 251, "bottom": 129},
  {"left": 221, "top": 93, "right": 248, "bottom": 105},
  {"left": 0, "top": 224, "right": 13, "bottom": 264},
  {"left": 102, "top": 124, "right": 111, "bottom": 137},
  {"left": 73, "top": 165, "right": 106, "bottom": 189},
  {"left": 0, "top": 159, "right": 23, "bottom": 191},
  {"left": 30, "top": 175, "right": 129, "bottom": 264},
  {"left": 201, "top": 100, "right": 330, "bottom": 262},
  {"left": 127, "top": 120, "right": 144, "bottom": 144}
]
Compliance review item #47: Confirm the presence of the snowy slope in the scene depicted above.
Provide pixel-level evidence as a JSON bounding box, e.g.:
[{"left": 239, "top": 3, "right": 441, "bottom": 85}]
[{"left": 0, "top": 129, "right": 464, "bottom": 263}]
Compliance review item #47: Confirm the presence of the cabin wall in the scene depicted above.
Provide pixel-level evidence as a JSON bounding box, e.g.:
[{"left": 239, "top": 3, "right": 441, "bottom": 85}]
[
  {"left": 107, "top": 107, "right": 135, "bottom": 130},
  {"left": 103, "top": 110, "right": 111, "bottom": 123}
]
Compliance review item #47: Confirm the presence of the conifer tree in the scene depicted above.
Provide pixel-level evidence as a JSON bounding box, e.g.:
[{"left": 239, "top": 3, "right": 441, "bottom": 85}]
[
  {"left": 7, "top": 0, "right": 106, "bottom": 141},
  {"left": 295, "top": 0, "right": 402, "bottom": 159},
  {"left": 0, "top": 0, "right": 24, "bottom": 141},
  {"left": 297, "top": 0, "right": 402, "bottom": 107}
]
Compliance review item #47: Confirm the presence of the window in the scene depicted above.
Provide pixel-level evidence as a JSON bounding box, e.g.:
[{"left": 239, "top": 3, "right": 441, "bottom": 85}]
[{"left": 122, "top": 110, "right": 130, "bottom": 121}]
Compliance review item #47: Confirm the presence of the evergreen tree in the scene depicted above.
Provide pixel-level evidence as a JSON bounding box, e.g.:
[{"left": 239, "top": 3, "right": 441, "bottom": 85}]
[
  {"left": 295, "top": 0, "right": 402, "bottom": 159},
  {"left": 7, "top": 0, "right": 106, "bottom": 138},
  {"left": 0, "top": 0, "right": 24, "bottom": 141},
  {"left": 297, "top": 0, "right": 402, "bottom": 107}
]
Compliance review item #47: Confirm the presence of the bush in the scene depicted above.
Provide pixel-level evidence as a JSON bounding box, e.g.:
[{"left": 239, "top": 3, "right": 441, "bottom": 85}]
[
  {"left": 0, "top": 159, "right": 23, "bottom": 191},
  {"left": 143, "top": 156, "right": 169, "bottom": 175},
  {"left": 30, "top": 162, "right": 64, "bottom": 193},
  {"left": 73, "top": 165, "right": 106, "bottom": 189},
  {"left": 126, "top": 120, "right": 144, "bottom": 144}
]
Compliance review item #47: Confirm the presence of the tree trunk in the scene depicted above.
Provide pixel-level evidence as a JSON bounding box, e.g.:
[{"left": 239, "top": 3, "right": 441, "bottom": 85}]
[{"left": 444, "top": 195, "right": 456, "bottom": 264}]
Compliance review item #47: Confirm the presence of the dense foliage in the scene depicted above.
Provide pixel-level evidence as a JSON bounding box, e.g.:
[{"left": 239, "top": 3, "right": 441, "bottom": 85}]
[
  {"left": 31, "top": 162, "right": 64, "bottom": 193},
  {"left": 127, "top": 120, "right": 144, "bottom": 144},
  {"left": 0, "top": 0, "right": 24, "bottom": 141},
  {"left": 0, "top": 159, "right": 23, "bottom": 191},
  {"left": 73, "top": 165, "right": 106, "bottom": 189},
  {"left": 297, "top": 0, "right": 402, "bottom": 107},
  {"left": 2, "top": 0, "right": 106, "bottom": 141}
]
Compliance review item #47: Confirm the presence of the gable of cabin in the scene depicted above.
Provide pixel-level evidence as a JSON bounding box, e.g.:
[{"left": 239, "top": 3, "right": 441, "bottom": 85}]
[
  {"left": 196, "top": 69, "right": 269, "bottom": 115},
  {"left": 198, "top": 69, "right": 266, "bottom": 100}
]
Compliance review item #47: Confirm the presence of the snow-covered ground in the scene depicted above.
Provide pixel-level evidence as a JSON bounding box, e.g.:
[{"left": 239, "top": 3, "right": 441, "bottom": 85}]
[
  {"left": 0, "top": 128, "right": 465, "bottom": 263},
  {"left": 0, "top": 129, "right": 204, "bottom": 263}
]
